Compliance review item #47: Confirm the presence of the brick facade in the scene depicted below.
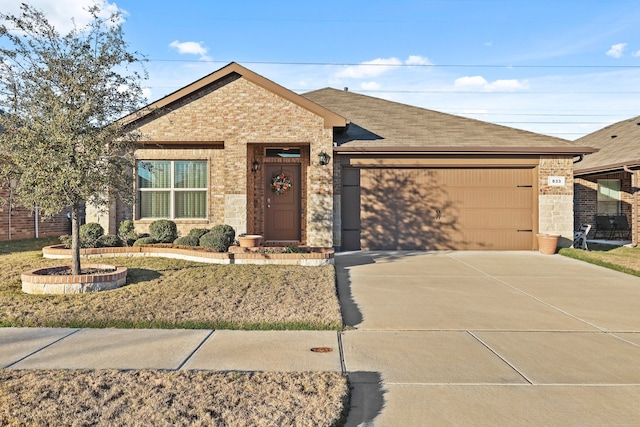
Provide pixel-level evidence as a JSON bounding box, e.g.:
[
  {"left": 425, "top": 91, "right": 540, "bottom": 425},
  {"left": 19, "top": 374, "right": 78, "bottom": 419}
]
[
  {"left": 538, "top": 156, "right": 575, "bottom": 246},
  {"left": 0, "top": 187, "right": 71, "bottom": 241},
  {"left": 124, "top": 74, "right": 335, "bottom": 245}
]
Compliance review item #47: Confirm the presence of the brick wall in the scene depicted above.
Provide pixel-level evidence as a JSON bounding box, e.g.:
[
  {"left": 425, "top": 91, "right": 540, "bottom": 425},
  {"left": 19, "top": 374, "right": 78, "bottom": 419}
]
[
  {"left": 127, "top": 75, "right": 334, "bottom": 245},
  {"left": 538, "top": 156, "right": 575, "bottom": 247},
  {"left": 0, "top": 187, "right": 71, "bottom": 241}
]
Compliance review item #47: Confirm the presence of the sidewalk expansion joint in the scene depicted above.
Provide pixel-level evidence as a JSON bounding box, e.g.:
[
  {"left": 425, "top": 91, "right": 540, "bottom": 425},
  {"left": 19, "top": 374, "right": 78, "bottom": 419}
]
[
  {"left": 467, "top": 331, "right": 534, "bottom": 385},
  {"left": 176, "top": 329, "right": 215, "bottom": 371},
  {"left": 5, "top": 328, "right": 80, "bottom": 369},
  {"left": 337, "top": 331, "right": 347, "bottom": 375}
]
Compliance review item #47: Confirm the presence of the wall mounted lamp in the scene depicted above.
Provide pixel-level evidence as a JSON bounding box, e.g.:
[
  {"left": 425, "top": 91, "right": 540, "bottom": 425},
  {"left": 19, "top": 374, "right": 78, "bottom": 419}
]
[
  {"left": 318, "top": 151, "right": 331, "bottom": 166},
  {"left": 251, "top": 160, "right": 260, "bottom": 173}
]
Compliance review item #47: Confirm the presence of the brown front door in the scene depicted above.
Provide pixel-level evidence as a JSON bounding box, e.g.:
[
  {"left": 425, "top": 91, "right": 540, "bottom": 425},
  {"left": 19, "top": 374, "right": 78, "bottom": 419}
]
[{"left": 265, "top": 164, "right": 301, "bottom": 241}]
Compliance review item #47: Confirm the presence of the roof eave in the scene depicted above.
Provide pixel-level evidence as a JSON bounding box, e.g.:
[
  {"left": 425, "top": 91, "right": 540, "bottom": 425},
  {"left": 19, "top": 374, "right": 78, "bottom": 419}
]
[
  {"left": 574, "top": 160, "right": 640, "bottom": 176},
  {"left": 334, "top": 146, "right": 599, "bottom": 156}
]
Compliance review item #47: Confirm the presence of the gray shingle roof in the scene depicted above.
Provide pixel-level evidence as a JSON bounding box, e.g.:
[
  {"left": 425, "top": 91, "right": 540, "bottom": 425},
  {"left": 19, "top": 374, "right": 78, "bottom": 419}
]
[
  {"left": 573, "top": 115, "right": 640, "bottom": 174},
  {"left": 303, "top": 88, "right": 585, "bottom": 152}
]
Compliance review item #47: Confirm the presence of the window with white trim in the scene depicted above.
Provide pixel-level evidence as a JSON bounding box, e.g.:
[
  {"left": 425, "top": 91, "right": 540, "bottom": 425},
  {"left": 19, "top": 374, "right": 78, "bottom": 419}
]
[
  {"left": 137, "top": 160, "right": 208, "bottom": 219},
  {"left": 597, "top": 179, "right": 620, "bottom": 215}
]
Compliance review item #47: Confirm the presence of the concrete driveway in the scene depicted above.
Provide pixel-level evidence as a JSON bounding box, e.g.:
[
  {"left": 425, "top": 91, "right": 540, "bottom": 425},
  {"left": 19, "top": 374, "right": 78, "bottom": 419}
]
[{"left": 337, "top": 251, "right": 640, "bottom": 426}]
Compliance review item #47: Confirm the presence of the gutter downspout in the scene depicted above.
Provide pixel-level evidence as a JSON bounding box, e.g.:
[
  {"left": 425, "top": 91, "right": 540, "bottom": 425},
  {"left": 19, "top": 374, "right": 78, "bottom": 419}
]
[
  {"left": 34, "top": 203, "right": 39, "bottom": 238},
  {"left": 623, "top": 165, "right": 638, "bottom": 246},
  {"left": 573, "top": 154, "right": 584, "bottom": 164}
]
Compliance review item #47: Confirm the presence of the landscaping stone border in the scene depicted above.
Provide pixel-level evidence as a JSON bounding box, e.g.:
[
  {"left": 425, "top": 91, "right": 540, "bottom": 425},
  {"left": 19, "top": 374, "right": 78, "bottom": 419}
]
[
  {"left": 22, "top": 264, "right": 128, "bottom": 295},
  {"left": 42, "top": 245, "right": 335, "bottom": 266}
]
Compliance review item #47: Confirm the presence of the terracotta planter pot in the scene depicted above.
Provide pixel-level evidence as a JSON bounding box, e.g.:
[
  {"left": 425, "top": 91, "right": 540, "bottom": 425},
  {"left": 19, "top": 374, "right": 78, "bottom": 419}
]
[
  {"left": 238, "top": 235, "right": 263, "bottom": 248},
  {"left": 536, "top": 233, "right": 560, "bottom": 255}
]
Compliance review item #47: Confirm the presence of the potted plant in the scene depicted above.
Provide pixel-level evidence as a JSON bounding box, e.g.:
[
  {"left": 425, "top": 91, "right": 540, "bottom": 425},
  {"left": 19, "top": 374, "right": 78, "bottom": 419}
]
[
  {"left": 536, "top": 233, "right": 560, "bottom": 255},
  {"left": 238, "top": 234, "right": 263, "bottom": 248}
]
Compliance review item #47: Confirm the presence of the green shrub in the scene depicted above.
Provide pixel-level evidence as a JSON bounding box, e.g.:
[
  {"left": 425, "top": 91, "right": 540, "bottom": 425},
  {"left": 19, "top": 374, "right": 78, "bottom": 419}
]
[
  {"left": 97, "top": 234, "right": 122, "bottom": 247},
  {"left": 210, "top": 224, "right": 235, "bottom": 246},
  {"left": 133, "top": 237, "right": 158, "bottom": 247},
  {"left": 79, "top": 222, "right": 104, "bottom": 248},
  {"left": 148, "top": 220, "right": 178, "bottom": 243},
  {"left": 188, "top": 228, "right": 209, "bottom": 240},
  {"left": 174, "top": 235, "right": 200, "bottom": 246},
  {"left": 200, "top": 231, "right": 231, "bottom": 252},
  {"left": 59, "top": 234, "right": 72, "bottom": 249},
  {"left": 118, "top": 220, "right": 139, "bottom": 246}
]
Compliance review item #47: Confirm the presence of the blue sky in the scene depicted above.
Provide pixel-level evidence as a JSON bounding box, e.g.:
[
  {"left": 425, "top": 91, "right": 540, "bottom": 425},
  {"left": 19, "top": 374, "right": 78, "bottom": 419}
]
[{"left": 3, "top": 0, "right": 640, "bottom": 139}]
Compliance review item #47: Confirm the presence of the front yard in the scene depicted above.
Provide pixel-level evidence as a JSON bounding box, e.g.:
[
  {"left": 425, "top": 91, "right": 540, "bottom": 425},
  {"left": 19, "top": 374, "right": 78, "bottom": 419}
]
[
  {"left": 0, "top": 238, "right": 347, "bottom": 426},
  {"left": 0, "top": 238, "right": 342, "bottom": 330}
]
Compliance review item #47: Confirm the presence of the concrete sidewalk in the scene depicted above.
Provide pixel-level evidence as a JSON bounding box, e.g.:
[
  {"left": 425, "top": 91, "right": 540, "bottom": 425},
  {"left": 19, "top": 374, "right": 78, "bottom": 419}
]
[{"left": 0, "top": 328, "right": 343, "bottom": 372}]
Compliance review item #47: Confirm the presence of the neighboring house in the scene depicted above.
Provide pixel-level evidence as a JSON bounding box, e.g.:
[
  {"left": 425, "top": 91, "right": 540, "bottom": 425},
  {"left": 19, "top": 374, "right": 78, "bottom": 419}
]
[
  {"left": 0, "top": 186, "right": 71, "bottom": 240},
  {"left": 98, "top": 62, "right": 594, "bottom": 251},
  {"left": 1, "top": 109, "right": 71, "bottom": 241},
  {"left": 573, "top": 116, "right": 640, "bottom": 245}
]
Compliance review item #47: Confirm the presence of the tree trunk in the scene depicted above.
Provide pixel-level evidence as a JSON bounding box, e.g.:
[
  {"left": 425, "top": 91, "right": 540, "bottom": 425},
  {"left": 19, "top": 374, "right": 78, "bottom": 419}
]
[{"left": 70, "top": 205, "right": 81, "bottom": 275}]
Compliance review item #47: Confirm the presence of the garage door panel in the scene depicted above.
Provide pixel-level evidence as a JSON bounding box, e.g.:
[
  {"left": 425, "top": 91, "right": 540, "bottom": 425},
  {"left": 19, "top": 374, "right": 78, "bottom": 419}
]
[
  {"left": 344, "top": 167, "right": 536, "bottom": 251},
  {"left": 456, "top": 209, "right": 532, "bottom": 230},
  {"left": 449, "top": 188, "right": 532, "bottom": 209}
]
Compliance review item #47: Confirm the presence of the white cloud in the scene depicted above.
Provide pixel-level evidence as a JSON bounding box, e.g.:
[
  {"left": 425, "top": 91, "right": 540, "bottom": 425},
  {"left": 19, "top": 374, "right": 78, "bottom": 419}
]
[
  {"left": 336, "top": 57, "right": 402, "bottom": 78},
  {"left": 606, "top": 43, "right": 627, "bottom": 58},
  {"left": 168, "top": 40, "right": 212, "bottom": 61},
  {"left": 454, "top": 76, "right": 528, "bottom": 91},
  {"left": 360, "top": 81, "right": 381, "bottom": 90},
  {"left": 405, "top": 55, "right": 431, "bottom": 66},
  {"left": 0, "top": 0, "right": 124, "bottom": 33},
  {"left": 632, "top": 50, "right": 640, "bottom": 57},
  {"left": 335, "top": 55, "right": 431, "bottom": 79},
  {"left": 454, "top": 76, "right": 489, "bottom": 88}
]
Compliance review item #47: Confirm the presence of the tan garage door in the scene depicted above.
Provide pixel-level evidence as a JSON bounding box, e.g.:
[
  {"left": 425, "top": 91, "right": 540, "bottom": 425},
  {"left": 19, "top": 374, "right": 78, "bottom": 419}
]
[{"left": 342, "top": 167, "right": 536, "bottom": 250}]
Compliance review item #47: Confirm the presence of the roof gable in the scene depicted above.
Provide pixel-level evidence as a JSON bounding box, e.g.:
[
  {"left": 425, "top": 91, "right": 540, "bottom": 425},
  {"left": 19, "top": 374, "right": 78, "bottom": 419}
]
[
  {"left": 304, "top": 88, "right": 594, "bottom": 155},
  {"left": 124, "top": 62, "right": 346, "bottom": 129},
  {"left": 574, "top": 115, "right": 640, "bottom": 175}
]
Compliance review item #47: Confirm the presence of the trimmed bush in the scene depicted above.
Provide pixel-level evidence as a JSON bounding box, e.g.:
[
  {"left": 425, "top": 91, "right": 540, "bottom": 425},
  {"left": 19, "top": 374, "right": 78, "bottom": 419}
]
[
  {"left": 79, "top": 222, "right": 104, "bottom": 248},
  {"left": 149, "top": 220, "right": 178, "bottom": 243},
  {"left": 210, "top": 224, "right": 235, "bottom": 245},
  {"left": 118, "top": 220, "right": 139, "bottom": 246},
  {"left": 200, "top": 231, "right": 231, "bottom": 252},
  {"left": 133, "top": 237, "right": 158, "bottom": 247},
  {"left": 59, "top": 234, "right": 72, "bottom": 249},
  {"left": 188, "top": 228, "right": 209, "bottom": 240},
  {"left": 174, "top": 235, "right": 200, "bottom": 247},
  {"left": 97, "top": 234, "right": 123, "bottom": 248}
]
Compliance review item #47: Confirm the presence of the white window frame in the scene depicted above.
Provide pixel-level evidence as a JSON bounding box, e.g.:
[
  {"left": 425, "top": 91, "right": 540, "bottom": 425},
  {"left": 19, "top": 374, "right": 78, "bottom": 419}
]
[{"left": 137, "top": 160, "right": 208, "bottom": 220}]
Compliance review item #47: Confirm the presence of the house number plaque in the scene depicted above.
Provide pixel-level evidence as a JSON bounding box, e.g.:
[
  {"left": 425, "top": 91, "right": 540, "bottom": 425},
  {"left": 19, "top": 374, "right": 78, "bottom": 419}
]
[{"left": 548, "top": 176, "right": 565, "bottom": 186}]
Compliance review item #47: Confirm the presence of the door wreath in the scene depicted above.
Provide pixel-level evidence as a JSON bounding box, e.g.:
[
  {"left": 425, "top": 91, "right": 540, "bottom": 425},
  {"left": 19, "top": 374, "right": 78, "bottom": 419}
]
[{"left": 271, "top": 172, "right": 292, "bottom": 194}]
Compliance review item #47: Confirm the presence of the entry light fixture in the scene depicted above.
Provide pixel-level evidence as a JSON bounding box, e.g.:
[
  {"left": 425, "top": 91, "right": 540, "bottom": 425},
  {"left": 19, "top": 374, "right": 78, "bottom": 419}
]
[
  {"left": 318, "top": 151, "right": 331, "bottom": 166},
  {"left": 251, "top": 160, "right": 260, "bottom": 173}
]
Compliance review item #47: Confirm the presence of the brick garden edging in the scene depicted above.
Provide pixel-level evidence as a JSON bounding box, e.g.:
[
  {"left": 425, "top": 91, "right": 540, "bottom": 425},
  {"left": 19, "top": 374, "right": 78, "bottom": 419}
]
[
  {"left": 22, "top": 264, "right": 128, "bottom": 295},
  {"left": 42, "top": 245, "right": 335, "bottom": 266}
]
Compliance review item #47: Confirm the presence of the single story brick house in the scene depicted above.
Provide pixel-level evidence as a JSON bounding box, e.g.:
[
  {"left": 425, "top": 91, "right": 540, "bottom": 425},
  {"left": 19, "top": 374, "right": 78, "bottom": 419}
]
[
  {"left": 573, "top": 115, "right": 640, "bottom": 246},
  {"left": 93, "top": 62, "right": 595, "bottom": 251}
]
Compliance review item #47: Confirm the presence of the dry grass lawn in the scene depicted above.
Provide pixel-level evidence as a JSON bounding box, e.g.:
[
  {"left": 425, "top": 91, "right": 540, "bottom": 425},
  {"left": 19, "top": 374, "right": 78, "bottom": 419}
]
[
  {"left": 0, "top": 238, "right": 342, "bottom": 330},
  {"left": 0, "top": 370, "right": 349, "bottom": 426},
  {"left": 559, "top": 245, "right": 640, "bottom": 277}
]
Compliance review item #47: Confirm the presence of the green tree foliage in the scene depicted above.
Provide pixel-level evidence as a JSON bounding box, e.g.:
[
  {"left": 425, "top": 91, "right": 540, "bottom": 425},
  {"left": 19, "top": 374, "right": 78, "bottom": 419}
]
[{"left": 0, "top": 3, "right": 147, "bottom": 274}]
